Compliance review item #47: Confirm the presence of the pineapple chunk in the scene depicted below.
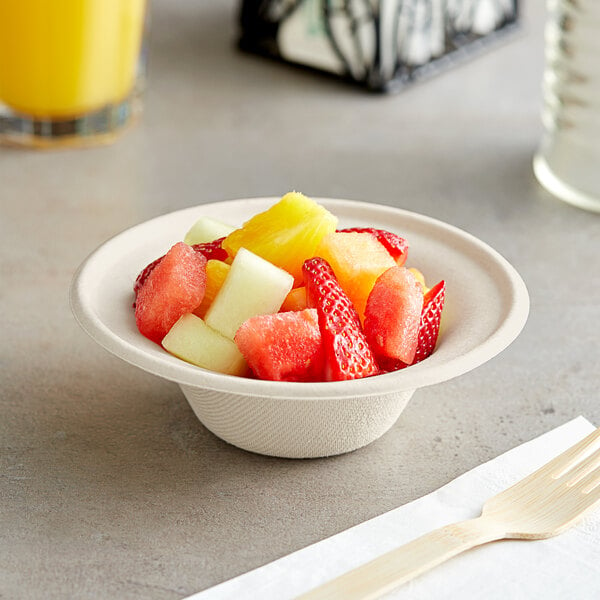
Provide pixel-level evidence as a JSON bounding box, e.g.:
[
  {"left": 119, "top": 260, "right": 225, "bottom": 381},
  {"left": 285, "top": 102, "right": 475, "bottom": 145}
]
[
  {"left": 194, "top": 260, "right": 231, "bottom": 319},
  {"left": 222, "top": 192, "right": 337, "bottom": 284}
]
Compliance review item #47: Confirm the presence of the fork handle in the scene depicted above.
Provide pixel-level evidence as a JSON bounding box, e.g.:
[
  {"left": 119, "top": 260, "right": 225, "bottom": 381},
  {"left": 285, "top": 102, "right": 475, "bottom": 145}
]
[{"left": 297, "top": 516, "right": 504, "bottom": 600}]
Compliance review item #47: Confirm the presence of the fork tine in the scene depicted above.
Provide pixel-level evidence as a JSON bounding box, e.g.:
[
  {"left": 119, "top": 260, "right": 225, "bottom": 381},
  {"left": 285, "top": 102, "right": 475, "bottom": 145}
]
[
  {"left": 499, "top": 428, "right": 600, "bottom": 499},
  {"left": 582, "top": 473, "right": 600, "bottom": 495},
  {"left": 566, "top": 472, "right": 600, "bottom": 527},
  {"left": 539, "top": 427, "right": 600, "bottom": 480},
  {"left": 565, "top": 446, "right": 600, "bottom": 489}
]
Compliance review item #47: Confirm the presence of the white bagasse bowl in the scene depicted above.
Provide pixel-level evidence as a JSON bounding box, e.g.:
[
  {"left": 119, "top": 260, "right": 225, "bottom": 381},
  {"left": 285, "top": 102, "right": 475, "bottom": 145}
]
[{"left": 70, "top": 197, "right": 530, "bottom": 459}]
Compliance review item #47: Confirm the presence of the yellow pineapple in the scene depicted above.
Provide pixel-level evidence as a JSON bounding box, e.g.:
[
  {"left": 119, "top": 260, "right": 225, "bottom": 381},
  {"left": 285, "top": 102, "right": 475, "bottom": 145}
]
[
  {"left": 222, "top": 192, "right": 338, "bottom": 285},
  {"left": 193, "top": 260, "right": 231, "bottom": 319}
]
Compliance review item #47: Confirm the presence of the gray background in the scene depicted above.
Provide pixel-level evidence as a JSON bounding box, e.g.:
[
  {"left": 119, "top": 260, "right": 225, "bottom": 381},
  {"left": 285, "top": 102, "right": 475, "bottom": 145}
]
[{"left": 1, "top": 1, "right": 598, "bottom": 598}]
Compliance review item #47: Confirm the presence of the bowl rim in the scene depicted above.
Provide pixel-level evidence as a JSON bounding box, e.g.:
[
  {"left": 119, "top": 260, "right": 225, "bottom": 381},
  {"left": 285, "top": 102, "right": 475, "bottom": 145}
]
[{"left": 70, "top": 196, "right": 530, "bottom": 400}]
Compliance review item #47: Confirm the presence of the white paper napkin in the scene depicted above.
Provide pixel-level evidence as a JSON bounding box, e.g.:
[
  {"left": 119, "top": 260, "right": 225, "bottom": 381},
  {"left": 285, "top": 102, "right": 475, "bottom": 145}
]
[{"left": 187, "top": 417, "right": 599, "bottom": 600}]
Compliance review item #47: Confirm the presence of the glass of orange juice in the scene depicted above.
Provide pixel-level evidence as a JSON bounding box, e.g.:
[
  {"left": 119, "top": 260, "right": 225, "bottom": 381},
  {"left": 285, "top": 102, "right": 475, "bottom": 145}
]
[{"left": 0, "top": 0, "right": 148, "bottom": 148}]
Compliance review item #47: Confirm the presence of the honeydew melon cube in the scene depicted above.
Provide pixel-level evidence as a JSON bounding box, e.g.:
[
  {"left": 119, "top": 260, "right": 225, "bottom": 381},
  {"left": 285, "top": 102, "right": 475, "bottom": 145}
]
[
  {"left": 205, "top": 247, "right": 294, "bottom": 340},
  {"left": 162, "top": 313, "right": 248, "bottom": 376},
  {"left": 184, "top": 216, "right": 235, "bottom": 245}
]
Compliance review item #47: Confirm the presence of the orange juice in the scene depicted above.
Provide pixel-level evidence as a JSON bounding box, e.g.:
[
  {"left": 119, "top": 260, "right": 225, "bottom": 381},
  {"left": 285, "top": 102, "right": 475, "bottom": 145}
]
[{"left": 0, "top": 0, "right": 146, "bottom": 119}]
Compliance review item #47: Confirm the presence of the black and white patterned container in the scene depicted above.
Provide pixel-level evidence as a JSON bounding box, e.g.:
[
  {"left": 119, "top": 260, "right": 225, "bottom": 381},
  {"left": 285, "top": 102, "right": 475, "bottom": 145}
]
[{"left": 239, "top": 0, "right": 519, "bottom": 92}]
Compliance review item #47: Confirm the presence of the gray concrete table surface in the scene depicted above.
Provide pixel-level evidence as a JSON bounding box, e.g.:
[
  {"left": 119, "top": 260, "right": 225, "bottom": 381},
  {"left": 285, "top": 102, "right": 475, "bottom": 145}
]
[{"left": 1, "top": 1, "right": 599, "bottom": 598}]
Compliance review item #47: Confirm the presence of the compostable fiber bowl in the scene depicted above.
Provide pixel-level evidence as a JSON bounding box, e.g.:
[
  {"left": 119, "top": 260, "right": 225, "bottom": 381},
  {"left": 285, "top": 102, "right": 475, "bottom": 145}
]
[{"left": 70, "top": 197, "right": 530, "bottom": 458}]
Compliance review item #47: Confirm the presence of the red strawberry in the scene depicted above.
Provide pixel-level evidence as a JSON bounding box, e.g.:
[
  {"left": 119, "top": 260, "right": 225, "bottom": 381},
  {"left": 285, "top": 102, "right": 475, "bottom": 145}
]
[
  {"left": 133, "top": 237, "right": 227, "bottom": 303},
  {"left": 234, "top": 309, "right": 324, "bottom": 382},
  {"left": 414, "top": 280, "right": 446, "bottom": 362},
  {"left": 133, "top": 255, "right": 163, "bottom": 300},
  {"left": 191, "top": 238, "right": 229, "bottom": 262},
  {"left": 135, "top": 242, "right": 207, "bottom": 344},
  {"left": 302, "top": 257, "right": 379, "bottom": 381},
  {"left": 364, "top": 267, "right": 424, "bottom": 364},
  {"left": 378, "top": 280, "right": 446, "bottom": 372},
  {"left": 339, "top": 227, "right": 409, "bottom": 266}
]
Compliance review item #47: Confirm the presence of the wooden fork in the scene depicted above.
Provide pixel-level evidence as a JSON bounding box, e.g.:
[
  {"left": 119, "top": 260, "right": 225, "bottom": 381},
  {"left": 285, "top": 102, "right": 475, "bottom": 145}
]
[{"left": 298, "top": 426, "right": 600, "bottom": 600}]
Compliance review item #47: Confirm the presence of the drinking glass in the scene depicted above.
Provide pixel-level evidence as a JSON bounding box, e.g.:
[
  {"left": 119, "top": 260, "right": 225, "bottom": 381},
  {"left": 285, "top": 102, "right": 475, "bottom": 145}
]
[
  {"left": 0, "top": 0, "right": 148, "bottom": 148},
  {"left": 533, "top": 0, "right": 600, "bottom": 212}
]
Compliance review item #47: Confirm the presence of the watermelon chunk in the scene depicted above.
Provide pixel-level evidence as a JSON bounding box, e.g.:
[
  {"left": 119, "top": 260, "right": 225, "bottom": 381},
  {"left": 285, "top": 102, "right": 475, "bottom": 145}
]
[
  {"left": 234, "top": 308, "right": 324, "bottom": 381},
  {"left": 364, "top": 266, "right": 424, "bottom": 365},
  {"left": 133, "top": 238, "right": 227, "bottom": 303},
  {"left": 135, "top": 242, "right": 207, "bottom": 344},
  {"left": 377, "top": 279, "right": 446, "bottom": 372}
]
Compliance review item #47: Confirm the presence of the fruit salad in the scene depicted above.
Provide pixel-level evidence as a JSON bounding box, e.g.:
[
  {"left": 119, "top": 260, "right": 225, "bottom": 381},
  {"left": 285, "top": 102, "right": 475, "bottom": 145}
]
[{"left": 133, "top": 192, "right": 446, "bottom": 382}]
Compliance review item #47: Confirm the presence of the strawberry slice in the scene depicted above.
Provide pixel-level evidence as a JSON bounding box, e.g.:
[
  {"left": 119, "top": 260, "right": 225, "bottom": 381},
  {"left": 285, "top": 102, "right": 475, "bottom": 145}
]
[
  {"left": 338, "top": 227, "right": 409, "bottom": 266},
  {"left": 378, "top": 280, "right": 446, "bottom": 372},
  {"left": 133, "top": 237, "right": 228, "bottom": 302},
  {"left": 414, "top": 280, "right": 446, "bottom": 363},
  {"left": 191, "top": 238, "right": 229, "bottom": 262},
  {"left": 303, "top": 257, "right": 379, "bottom": 381},
  {"left": 133, "top": 255, "right": 163, "bottom": 300}
]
